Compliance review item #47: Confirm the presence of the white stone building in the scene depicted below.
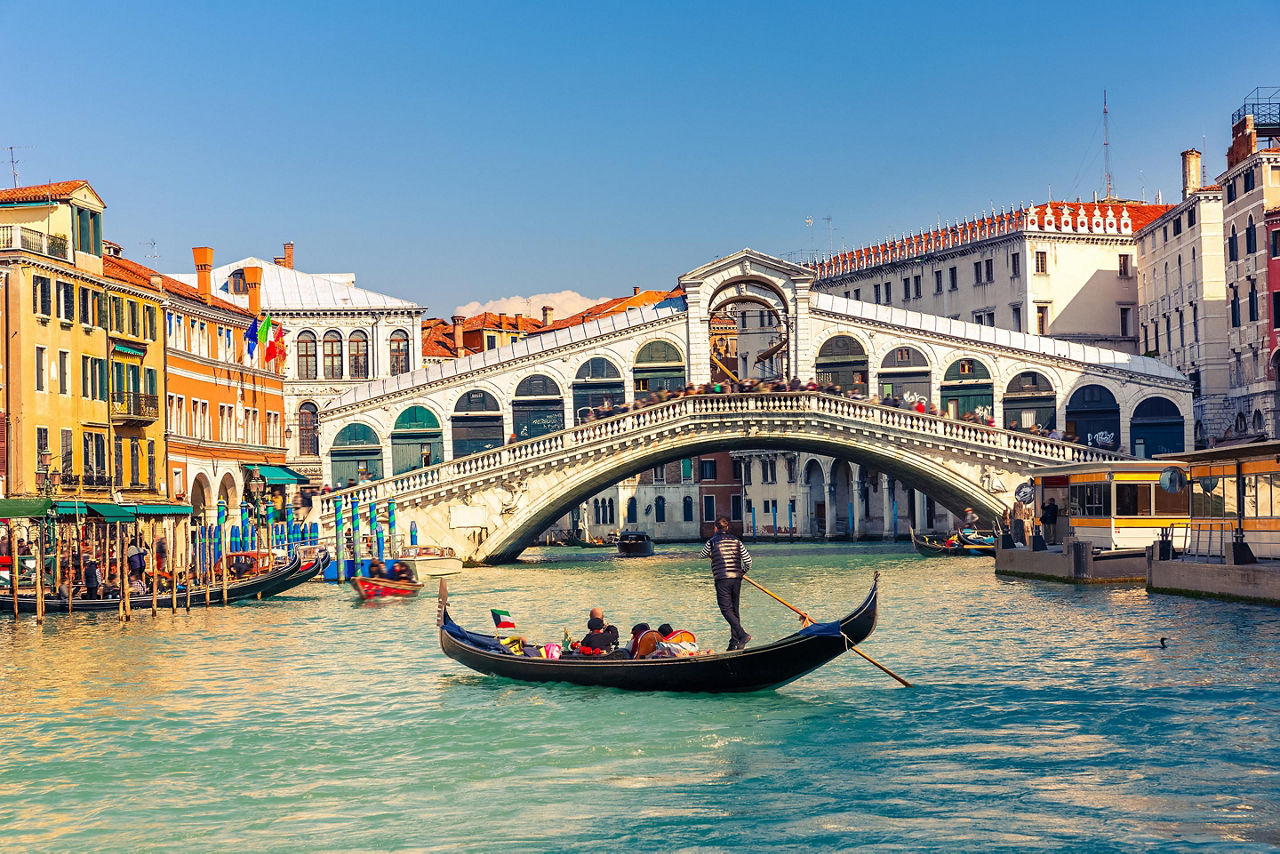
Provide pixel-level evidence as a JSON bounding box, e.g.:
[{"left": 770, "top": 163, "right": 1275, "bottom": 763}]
[
  {"left": 1136, "top": 150, "right": 1230, "bottom": 447},
  {"left": 170, "top": 244, "right": 428, "bottom": 486}
]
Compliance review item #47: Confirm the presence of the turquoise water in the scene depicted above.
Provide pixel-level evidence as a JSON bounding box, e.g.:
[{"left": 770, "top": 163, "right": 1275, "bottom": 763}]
[{"left": 2, "top": 543, "right": 1279, "bottom": 851}]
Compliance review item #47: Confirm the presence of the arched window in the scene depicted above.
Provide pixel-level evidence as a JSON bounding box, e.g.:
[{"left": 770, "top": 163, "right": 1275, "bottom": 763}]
[
  {"left": 1229, "top": 226, "right": 1238, "bottom": 261},
  {"left": 1246, "top": 216, "right": 1257, "bottom": 255},
  {"left": 593, "top": 498, "right": 601, "bottom": 525},
  {"left": 815, "top": 335, "right": 868, "bottom": 394},
  {"left": 654, "top": 496, "right": 666, "bottom": 523},
  {"left": 323, "top": 331, "right": 343, "bottom": 380},
  {"left": 297, "top": 402, "right": 318, "bottom": 456},
  {"left": 1236, "top": 412, "right": 1248, "bottom": 433},
  {"left": 349, "top": 330, "right": 369, "bottom": 379},
  {"left": 329, "top": 422, "right": 382, "bottom": 485},
  {"left": 1254, "top": 410, "right": 1264, "bottom": 431},
  {"left": 682, "top": 495, "right": 694, "bottom": 522},
  {"left": 607, "top": 498, "right": 615, "bottom": 526},
  {"left": 296, "top": 331, "right": 317, "bottom": 380},
  {"left": 389, "top": 329, "right": 411, "bottom": 375},
  {"left": 626, "top": 497, "right": 637, "bottom": 524}
]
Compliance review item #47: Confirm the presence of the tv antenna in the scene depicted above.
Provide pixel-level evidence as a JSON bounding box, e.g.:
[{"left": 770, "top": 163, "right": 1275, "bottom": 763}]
[
  {"left": 141, "top": 239, "right": 159, "bottom": 260},
  {"left": 4, "top": 145, "right": 32, "bottom": 188},
  {"left": 1102, "top": 90, "right": 1113, "bottom": 201},
  {"left": 804, "top": 216, "right": 814, "bottom": 258}
]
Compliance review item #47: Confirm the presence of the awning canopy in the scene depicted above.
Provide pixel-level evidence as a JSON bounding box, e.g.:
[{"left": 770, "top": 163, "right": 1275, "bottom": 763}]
[
  {"left": 88, "top": 502, "right": 134, "bottom": 522},
  {"left": 130, "top": 503, "right": 193, "bottom": 517},
  {"left": 113, "top": 343, "right": 145, "bottom": 357},
  {"left": 54, "top": 500, "right": 91, "bottom": 517},
  {"left": 247, "top": 464, "right": 308, "bottom": 485},
  {"left": 0, "top": 498, "right": 54, "bottom": 518}
]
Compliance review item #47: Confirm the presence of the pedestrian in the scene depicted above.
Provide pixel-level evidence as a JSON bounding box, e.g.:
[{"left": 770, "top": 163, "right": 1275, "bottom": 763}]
[
  {"left": 962, "top": 507, "right": 980, "bottom": 530},
  {"left": 698, "top": 516, "right": 752, "bottom": 651},
  {"left": 1041, "top": 497, "right": 1059, "bottom": 545},
  {"left": 1012, "top": 501, "right": 1027, "bottom": 545}
]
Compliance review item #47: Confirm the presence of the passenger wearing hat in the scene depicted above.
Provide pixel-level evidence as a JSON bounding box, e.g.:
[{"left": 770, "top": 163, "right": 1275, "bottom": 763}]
[{"left": 579, "top": 607, "right": 619, "bottom": 652}]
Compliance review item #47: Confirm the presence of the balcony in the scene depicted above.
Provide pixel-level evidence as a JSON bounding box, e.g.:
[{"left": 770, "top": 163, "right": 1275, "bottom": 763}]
[
  {"left": 0, "top": 225, "right": 70, "bottom": 260},
  {"left": 111, "top": 392, "right": 159, "bottom": 424}
]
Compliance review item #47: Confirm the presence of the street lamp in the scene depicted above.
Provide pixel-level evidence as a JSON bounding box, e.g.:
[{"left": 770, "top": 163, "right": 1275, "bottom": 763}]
[{"left": 35, "top": 450, "right": 61, "bottom": 497}]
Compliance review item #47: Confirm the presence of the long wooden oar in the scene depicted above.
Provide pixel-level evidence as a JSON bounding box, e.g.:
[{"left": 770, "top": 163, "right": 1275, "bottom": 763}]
[{"left": 742, "top": 574, "right": 913, "bottom": 688}]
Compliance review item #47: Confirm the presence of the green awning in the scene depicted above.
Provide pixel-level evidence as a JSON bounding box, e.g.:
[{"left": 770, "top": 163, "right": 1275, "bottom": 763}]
[
  {"left": 249, "top": 464, "right": 308, "bottom": 485},
  {"left": 88, "top": 502, "right": 135, "bottom": 522},
  {"left": 114, "top": 344, "right": 144, "bottom": 357},
  {"left": 54, "top": 500, "right": 92, "bottom": 517},
  {"left": 0, "top": 498, "right": 53, "bottom": 518},
  {"left": 130, "top": 503, "right": 193, "bottom": 517}
]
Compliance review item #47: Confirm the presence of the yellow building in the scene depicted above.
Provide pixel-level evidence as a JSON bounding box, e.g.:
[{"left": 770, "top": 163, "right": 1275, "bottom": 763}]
[{"left": 0, "top": 180, "right": 113, "bottom": 502}]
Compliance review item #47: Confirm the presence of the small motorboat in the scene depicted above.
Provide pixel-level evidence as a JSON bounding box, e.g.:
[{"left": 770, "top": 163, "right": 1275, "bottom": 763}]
[
  {"left": 349, "top": 574, "right": 425, "bottom": 600},
  {"left": 616, "top": 531, "right": 654, "bottom": 556},
  {"left": 394, "top": 545, "right": 463, "bottom": 577}
]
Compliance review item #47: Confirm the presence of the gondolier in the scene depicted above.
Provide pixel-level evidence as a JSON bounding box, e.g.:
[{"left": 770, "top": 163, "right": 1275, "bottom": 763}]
[{"left": 699, "top": 516, "right": 752, "bottom": 651}]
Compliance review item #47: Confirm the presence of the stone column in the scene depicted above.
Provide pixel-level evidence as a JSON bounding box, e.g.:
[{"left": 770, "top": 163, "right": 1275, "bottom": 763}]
[
  {"left": 881, "top": 473, "right": 893, "bottom": 540},
  {"left": 683, "top": 278, "right": 713, "bottom": 386},
  {"left": 915, "top": 489, "right": 929, "bottom": 533},
  {"left": 851, "top": 464, "right": 863, "bottom": 539},
  {"left": 825, "top": 469, "right": 837, "bottom": 539}
]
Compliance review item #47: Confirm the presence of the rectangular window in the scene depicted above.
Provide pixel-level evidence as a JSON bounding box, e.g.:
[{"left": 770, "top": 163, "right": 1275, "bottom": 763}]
[
  {"left": 1011, "top": 252, "right": 1021, "bottom": 277},
  {"left": 147, "top": 440, "right": 156, "bottom": 489},
  {"left": 730, "top": 494, "right": 742, "bottom": 521},
  {"left": 912, "top": 275, "right": 921, "bottom": 299},
  {"left": 1227, "top": 179, "right": 1236, "bottom": 203},
  {"left": 984, "top": 259, "right": 993, "bottom": 282},
  {"left": 56, "top": 281, "right": 74, "bottom": 321},
  {"left": 129, "top": 439, "right": 141, "bottom": 487},
  {"left": 1119, "top": 307, "right": 1131, "bottom": 337},
  {"left": 1244, "top": 168, "right": 1255, "bottom": 192},
  {"left": 681, "top": 458, "right": 693, "bottom": 483},
  {"left": 1272, "top": 228, "right": 1280, "bottom": 259},
  {"left": 127, "top": 301, "right": 140, "bottom": 336},
  {"left": 699, "top": 458, "right": 717, "bottom": 481},
  {"left": 35, "top": 346, "right": 46, "bottom": 391},
  {"left": 853, "top": 288, "right": 860, "bottom": 301},
  {"left": 486, "top": 334, "right": 497, "bottom": 350},
  {"left": 114, "top": 436, "right": 123, "bottom": 487},
  {"left": 1011, "top": 305, "right": 1022, "bottom": 331},
  {"left": 652, "top": 465, "right": 665, "bottom": 484},
  {"left": 1035, "top": 251, "right": 1048, "bottom": 274},
  {"left": 82, "top": 356, "right": 91, "bottom": 398},
  {"left": 58, "top": 350, "right": 68, "bottom": 395},
  {"left": 883, "top": 282, "right": 891, "bottom": 304},
  {"left": 1119, "top": 255, "right": 1131, "bottom": 278},
  {"left": 1188, "top": 206, "right": 1197, "bottom": 227},
  {"left": 702, "top": 494, "right": 715, "bottom": 522},
  {"left": 973, "top": 261, "right": 982, "bottom": 284},
  {"left": 36, "top": 426, "right": 48, "bottom": 458},
  {"left": 934, "top": 270, "right": 943, "bottom": 293},
  {"left": 1249, "top": 287, "right": 1259, "bottom": 323},
  {"left": 948, "top": 267, "right": 957, "bottom": 290},
  {"left": 145, "top": 305, "right": 157, "bottom": 341},
  {"left": 873, "top": 283, "right": 881, "bottom": 303},
  {"left": 33, "top": 275, "right": 51, "bottom": 316},
  {"left": 1173, "top": 217, "right": 1183, "bottom": 237},
  {"left": 61, "top": 428, "right": 73, "bottom": 474},
  {"left": 901, "top": 277, "right": 909, "bottom": 301},
  {"left": 1036, "top": 306, "right": 1049, "bottom": 335}
]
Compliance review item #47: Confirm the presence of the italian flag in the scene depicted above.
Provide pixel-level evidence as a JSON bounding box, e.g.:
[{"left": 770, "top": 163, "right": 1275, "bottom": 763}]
[{"left": 491, "top": 609, "right": 516, "bottom": 630}]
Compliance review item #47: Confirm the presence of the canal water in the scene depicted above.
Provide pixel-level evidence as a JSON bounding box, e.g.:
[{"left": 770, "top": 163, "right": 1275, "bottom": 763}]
[{"left": 2, "top": 543, "right": 1278, "bottom": 851}]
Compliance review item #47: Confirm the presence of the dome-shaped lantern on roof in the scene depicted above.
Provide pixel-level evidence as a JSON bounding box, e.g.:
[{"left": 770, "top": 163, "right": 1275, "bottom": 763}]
[
  {"left": 1091, "top": 205, "right": 1104, "bottom": 232},
  {"left": 1119, "top": 206, "right": 1132, "bottom": 235},
  {"left": 1104, "top": 206, "right": 1118, "bottom": 233}
]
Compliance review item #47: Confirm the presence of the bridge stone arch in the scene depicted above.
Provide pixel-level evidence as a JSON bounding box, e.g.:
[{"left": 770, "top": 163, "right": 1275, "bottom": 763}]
[{"left": 706, "top": 277, "right": 792, "bottom": 319}]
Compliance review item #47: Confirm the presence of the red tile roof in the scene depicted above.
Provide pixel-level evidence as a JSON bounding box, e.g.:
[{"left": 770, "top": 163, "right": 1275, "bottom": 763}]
[
  {"left": 103, "top": 254, "right": 253, "bottom": 318},
  {"left": 459, "top": 312, "right": 544, "bottom": 333},
  {"left": 0, "top": 180, "right": 92, "bottom": 204},
  {"left": 421, "top": 318, "right": 468, "bottom": 358},
  {"left": 536, "top": 288, "right": 682, "bottom": 333}
]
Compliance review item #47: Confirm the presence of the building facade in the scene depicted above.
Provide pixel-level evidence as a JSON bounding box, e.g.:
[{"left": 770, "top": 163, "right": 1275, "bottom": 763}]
[
  {"left": 1217, "top": 103, "right": 1280, "bottom": 437},
  {"left": 1136, "top": 150, "right": 1230, "bottom": 447},
  {"left": 170, "top": 246, "right": 428, "bottom": 488}
]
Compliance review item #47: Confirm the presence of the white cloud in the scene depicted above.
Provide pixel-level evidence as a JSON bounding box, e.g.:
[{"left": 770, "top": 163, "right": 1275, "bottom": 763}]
[{"left": 454, "top": 290, "right": 606, "bottom": 321}]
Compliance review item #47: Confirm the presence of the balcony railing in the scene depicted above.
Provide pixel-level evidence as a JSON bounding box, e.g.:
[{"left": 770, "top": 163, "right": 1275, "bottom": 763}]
[
  {"left": 0, "top": 225, "right": 71, "bottom": 260},
  {"left": 111, "top": 392, "right": 159, "bottom": 422}
]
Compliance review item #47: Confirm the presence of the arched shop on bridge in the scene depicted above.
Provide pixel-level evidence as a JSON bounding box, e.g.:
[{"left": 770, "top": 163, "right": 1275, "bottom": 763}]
[
  {"left": 452, "top": 390, "right": 504, "bottom": 457},
  {"left": 633, "top": 341, "right": 686, "bottom": 394},
  {"left": 814, "top": 335, "right": 868, "bottom": 395},
  {"left": 940, "top": 358, "right": 993, "bottom": 420},
  {"left": 391, "top": 406, "right": 443, "bottom": 475},
  {"left": 573, "top": 357, "right": 625, "bottom": 422},
  {"left": 878, "top": 347, "right": 931, "bottom": 403},
  {"left": 1003, "top": 371, "right": 1056, "bottom": 431},
  {"left": 330, "top": 423, "right": 383, "bottom": 485},
  {"left": 1129, "top": 396, "right": 1185, "bottom": 458},
  {"left": 512, "top": 375, "right": 564, "bottom": 440},
  {"left": 1065, "top": 385, "right": 1121, "bottom": 450}
]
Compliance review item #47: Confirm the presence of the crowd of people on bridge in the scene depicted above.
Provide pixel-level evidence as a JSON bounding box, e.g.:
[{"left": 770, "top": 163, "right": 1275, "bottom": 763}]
[{"left": 578, "top": 377, "right": 1092, "bottom": 445}]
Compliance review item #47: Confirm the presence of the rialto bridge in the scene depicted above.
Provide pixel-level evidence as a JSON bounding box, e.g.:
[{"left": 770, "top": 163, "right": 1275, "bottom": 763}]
[{"left": 315, "top": 249, "right": 1190, "bottom": 563}]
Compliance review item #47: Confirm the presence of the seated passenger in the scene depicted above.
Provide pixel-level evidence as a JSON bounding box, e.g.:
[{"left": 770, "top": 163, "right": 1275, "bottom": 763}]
[
  {"left": 231, "top": 555, "right": 255, "bottom": 578},
  {"left": 367, "top": 559, "right": 387, "bottom": 579},
  {"left": 585, "top": 607, "right": 619, "bottom": 649},
  {"left": 390, "top": 561, "right": 415, "bottom": 582},
  {"left": 129, "top": 571, "right": 147, "bottom": 595},
  {"left": 579, "top": 617, "right": 616, "bottom": 652},
  {"left": 627, "top": 622, "right": 651, "bottom": 656},
  {"left": 100, "top": 574, "right": 121, "bottom": 598}
]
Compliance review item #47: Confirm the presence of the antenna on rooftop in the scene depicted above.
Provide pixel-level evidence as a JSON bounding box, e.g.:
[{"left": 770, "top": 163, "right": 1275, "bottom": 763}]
[
  {"left": 1103, "top": 90, "right": 1113, "bottom": 201},
  {"left": 141, "top": 239, "right": 159, "bottom": 260},
  {"left": 804, "top": 216, "right": 814, "bottom": 260},
  {"left": 4, "top": 145, "right": 32, "bottom": 188}
]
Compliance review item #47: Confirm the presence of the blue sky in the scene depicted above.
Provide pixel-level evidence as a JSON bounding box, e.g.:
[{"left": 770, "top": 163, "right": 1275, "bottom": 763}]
[{"left": 9, "top": 1, "right": 1273, "bottom": 315}]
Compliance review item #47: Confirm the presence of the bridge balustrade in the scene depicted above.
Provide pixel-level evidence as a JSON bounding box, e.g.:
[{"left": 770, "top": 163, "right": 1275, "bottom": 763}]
[{"left": 318, "top": 392, "right": 1127, "bottom": 521}]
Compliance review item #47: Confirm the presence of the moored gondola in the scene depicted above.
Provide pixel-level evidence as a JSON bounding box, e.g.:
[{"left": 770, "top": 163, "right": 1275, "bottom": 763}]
[
  {"left": 910, "top": 527, "right": 959, "bottom": 557},
  {"left": 436, "top": 575, "right": 880, "bottom": 693}
]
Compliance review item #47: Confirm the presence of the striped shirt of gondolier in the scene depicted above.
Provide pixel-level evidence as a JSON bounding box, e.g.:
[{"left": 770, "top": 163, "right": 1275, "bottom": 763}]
[{"left": 699, "top": 533, "right": 752, "bottom": 580}]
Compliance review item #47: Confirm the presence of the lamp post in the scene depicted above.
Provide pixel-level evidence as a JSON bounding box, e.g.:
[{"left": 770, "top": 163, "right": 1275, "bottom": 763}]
[{"left": 246, "top": 466, "right": 269, "bottom": 553}]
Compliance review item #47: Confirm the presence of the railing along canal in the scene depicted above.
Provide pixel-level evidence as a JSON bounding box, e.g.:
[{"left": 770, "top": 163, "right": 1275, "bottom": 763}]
[{"left": 319, "top": 392, "right": 1128, "bottom": 520}]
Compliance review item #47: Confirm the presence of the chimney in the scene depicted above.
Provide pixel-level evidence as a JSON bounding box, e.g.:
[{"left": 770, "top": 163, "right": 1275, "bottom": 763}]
[
  {"left": 283, "top": 242, "right": 294, "bottom": 270},
  {"left": 149, "top": 275, "right": 163, "bottom": 293},
  {"left": 451, "top": 314, "right": 465, "bottom": 353},
  {"left": 633, "top": 286, "right": 640, "bottom": 296},
  {"left": 245, "top": 266, "right": 263, "bottom": 317},
  {"left": 498, "top": 312, "right": 507, "bottom": 329},
  {"left": 193, "top": 246, "right": 214, "bottom": 303},
  {"left": 541, "top": 305, "right": 554, "bottom": 326},
  {"left": 514, "top": 313, "right": 523, "bottom": 328},
  {"left": 1181, "top": 149, "right": 1202, "bottom": 199}
]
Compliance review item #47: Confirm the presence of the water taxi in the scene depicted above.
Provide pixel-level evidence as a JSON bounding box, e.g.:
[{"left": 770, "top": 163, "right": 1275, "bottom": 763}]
[
  {"left": 394, "top": 545, "right": 463, "bottom": 577},
  {"left": 617, "top": 531, "right": 655, "bottom": 556}
]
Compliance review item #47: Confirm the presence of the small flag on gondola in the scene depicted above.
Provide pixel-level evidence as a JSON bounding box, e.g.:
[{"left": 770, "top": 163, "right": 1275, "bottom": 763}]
[{"left": 491, "top": 609, "right": 516, "bottom": 630}]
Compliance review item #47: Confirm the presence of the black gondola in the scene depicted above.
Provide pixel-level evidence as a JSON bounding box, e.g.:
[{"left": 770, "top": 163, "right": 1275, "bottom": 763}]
[
  {"left": 6, "top": 551, "right": 315, "bottom": 614},
  {"left": 910, "top": 527, "right": 994, "bottom": 558},
  {"left": 436, "top": 575, "right": 880, "bottom": 693}
]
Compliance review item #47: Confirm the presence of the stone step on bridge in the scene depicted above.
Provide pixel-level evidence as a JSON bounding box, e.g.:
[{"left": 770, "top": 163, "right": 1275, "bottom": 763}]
[{"left": 318, "top": 391, "right": 1128, "bottom": 564}]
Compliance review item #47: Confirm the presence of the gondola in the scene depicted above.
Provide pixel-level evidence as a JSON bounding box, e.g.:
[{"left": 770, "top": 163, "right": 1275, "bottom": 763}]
[
  {"left": 910, "top": 527, "right": 959, "bottom": 557},
  {"left": 349, "top": 574, "right": 424, "bottom": 600},
  {"left": 955, "top": 528, "right": 996, "bottom": 556},
  {"left": 436, "top": 574, "right": 880, "bottom": 693},
  {"left": 5, "top": 550, "right": 307, "bottom": 614}
]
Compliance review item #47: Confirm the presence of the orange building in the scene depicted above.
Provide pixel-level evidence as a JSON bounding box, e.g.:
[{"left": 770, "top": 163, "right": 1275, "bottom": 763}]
[{"left": 104, "top": 246, "right": 291, "bottom": 524}]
